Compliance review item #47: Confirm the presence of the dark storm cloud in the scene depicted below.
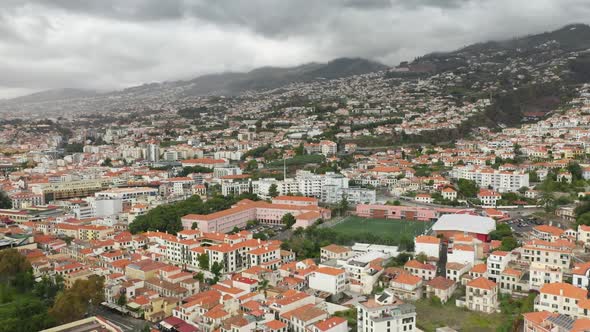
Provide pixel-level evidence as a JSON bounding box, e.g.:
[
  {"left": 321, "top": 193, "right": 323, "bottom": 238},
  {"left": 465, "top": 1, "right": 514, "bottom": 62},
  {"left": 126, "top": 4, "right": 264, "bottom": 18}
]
[{"left": 0, "top": 0, "right": 589, "bottom": 98}]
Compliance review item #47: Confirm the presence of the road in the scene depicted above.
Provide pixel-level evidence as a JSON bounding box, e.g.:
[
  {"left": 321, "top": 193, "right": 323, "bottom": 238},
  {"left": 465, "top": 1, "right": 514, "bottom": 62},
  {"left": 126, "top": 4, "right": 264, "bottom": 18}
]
[{"left": 90, "top": 305, "right": 150, "bottom": 332}]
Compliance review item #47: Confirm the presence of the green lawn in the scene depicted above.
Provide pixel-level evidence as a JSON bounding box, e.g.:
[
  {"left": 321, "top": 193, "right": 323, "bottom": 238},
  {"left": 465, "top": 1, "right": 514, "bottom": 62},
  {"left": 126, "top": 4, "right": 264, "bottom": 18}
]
[
  {"left": 330, "top": 216, "right": 433, "bottom": 243},
  {"left": 414, "top": 299, "right": 505, "bottom": 332}
]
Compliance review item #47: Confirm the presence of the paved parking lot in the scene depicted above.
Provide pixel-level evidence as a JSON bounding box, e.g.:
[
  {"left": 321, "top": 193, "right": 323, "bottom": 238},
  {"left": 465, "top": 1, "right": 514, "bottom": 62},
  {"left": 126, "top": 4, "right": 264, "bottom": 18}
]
[{"left": 506, "top": 216, "right": 542, "bottom": 237}]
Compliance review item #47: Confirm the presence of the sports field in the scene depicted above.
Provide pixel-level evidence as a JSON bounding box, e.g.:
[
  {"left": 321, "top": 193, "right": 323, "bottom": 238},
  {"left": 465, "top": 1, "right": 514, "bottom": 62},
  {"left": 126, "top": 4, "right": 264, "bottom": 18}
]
[{"left": 330, "top": 216, "right": 433, "bottom": 242}]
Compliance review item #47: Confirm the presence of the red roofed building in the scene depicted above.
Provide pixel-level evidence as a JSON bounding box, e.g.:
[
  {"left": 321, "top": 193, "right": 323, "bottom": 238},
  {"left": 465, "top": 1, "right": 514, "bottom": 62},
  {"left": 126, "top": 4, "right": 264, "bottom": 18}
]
[
  {"left": 477, "top": 189, "right": 501, "bottom": 206},
  {"left": 181, "top": 199, "right": 330, "bottom": 233},
  {"left": 389, "top": 273, "right": 423, "bottom": 301},
  {"left": 181, "top": 158, "right": 228, "bottom": 168},
  {"left": 404, "top": 260, "right": 436, "bottom": 280},
  {"left": 535, "top": 283, "right": 587, "bottom": 317},
  {"left": 310, "top": 316, "right": 347, "bottom": 332},
  {"left": 308, "top": 267, "right": 346, "bottom": 295},
  {"left": 465, "top": 277, "right": 498, "bottom": 313},
  {"left": 426, "top": 276, "right": 457, "bottom": 303}
]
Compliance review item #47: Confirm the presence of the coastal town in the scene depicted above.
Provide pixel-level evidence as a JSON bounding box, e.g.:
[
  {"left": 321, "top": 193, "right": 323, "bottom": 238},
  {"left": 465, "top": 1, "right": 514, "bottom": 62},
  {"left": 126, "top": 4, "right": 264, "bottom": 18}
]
[{"left": 3, "top": 22, "right": 590, "bottom": 332}]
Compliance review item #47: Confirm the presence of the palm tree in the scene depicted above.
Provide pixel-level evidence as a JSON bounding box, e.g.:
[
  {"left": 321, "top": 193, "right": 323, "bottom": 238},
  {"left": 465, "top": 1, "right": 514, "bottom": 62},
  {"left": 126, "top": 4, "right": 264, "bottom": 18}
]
[
  {"left": 539, "top": 190, "right": 555, "bottom": 213},
  {"left": 258, "top": 278, "right": 270, "bottom": 298}
]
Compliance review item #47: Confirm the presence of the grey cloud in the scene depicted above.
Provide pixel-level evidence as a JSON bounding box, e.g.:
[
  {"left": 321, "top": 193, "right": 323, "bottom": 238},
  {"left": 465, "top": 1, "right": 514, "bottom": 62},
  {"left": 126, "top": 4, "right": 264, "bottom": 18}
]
[{"left": 0, "top": 0, "right": 589, "bottom": 98}]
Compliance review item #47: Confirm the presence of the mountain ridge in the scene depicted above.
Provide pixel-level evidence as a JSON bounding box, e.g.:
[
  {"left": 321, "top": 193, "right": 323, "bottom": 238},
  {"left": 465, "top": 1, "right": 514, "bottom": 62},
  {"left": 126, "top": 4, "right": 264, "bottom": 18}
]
[{"left": 3, "top": 57, "right": 389, "bottom": 104}]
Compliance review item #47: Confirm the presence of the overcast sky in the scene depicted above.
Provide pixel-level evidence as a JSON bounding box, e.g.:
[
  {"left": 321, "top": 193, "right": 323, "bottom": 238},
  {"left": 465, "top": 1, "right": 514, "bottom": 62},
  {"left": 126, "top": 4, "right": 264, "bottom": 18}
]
[{"left": 1, "top": 0, "right": 589, "bottom": 98}]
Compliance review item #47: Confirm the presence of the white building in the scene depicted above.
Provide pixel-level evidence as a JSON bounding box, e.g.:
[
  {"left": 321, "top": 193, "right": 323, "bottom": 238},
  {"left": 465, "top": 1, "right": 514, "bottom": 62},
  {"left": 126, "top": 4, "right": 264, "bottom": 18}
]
[
  {"left": 465, "top": 277, "right": 498, "bottom": 313},
  {"left": 534, "top": 282, "right": 587, "bottom": 317},
  {"left": 95, "top": 187, "right": 158, "bottom": 202},
  {"left": 146, "top": 143, "right": 160, "bottom": 162},
  {"left": 414, "top": 235, "right": 441, "bottom": 260},
  {"left": 308, "top": 267, "right": 347, "bottom": 295},
  {"left": 486, "top": 251, "right": 514, "bottom": 283},
  {"left": 356, "top": 291, "right": 416, "bottom": 332},
  {"left": 450, "top": 166, "right": 529, "bottom": 193},
  {"left": 344, "top": 251, "right": 387, "bottom": 295}
]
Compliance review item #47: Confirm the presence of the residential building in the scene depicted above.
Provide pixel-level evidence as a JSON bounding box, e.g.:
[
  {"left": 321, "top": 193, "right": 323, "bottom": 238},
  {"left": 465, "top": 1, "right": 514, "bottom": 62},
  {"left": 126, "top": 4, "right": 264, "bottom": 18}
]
[
  {"left": 465, "top": 277, "right": 499, "bottom": 314},
  {"left": 534, "top": 283, "right": 587, "bottom": 317},
  {"left": 356, "top": 291, "right": 416, "bottom": 332},
  {"left": 308, "top": 267, "right": 347, "bottom": 295},
  {"left": 426, "top": 277, "right": 457, "bottom": 303}
]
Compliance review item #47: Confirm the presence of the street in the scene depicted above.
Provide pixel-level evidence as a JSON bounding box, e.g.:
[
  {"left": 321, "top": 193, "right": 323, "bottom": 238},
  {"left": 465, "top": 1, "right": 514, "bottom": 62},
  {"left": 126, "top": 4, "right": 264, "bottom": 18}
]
[{"left": 91, "top": 305, "right": 150, "bottom": 332}]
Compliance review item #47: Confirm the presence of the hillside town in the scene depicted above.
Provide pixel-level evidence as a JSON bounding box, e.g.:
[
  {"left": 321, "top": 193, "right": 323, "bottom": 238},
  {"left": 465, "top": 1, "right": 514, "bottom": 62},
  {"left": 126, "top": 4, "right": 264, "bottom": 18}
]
[{"left": 4, "top": 24, "right": 590, "bottom": 332}]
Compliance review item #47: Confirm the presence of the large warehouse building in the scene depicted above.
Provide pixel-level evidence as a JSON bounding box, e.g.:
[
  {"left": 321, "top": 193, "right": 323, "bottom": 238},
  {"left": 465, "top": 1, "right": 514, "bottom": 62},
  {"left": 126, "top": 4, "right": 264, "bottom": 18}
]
[{"left": 432, "top": 214, "right": 496, "bottom": 242}]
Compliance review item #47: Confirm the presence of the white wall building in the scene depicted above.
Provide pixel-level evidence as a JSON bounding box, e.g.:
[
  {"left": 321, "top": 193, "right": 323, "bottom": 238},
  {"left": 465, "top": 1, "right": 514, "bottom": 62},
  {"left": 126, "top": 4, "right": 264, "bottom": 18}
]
[
  {"left": 451, "top": 166, "right": 529, "bottom": 192},
  {"left": 308, "top": 267, "right": 347, "bottom": 295}
]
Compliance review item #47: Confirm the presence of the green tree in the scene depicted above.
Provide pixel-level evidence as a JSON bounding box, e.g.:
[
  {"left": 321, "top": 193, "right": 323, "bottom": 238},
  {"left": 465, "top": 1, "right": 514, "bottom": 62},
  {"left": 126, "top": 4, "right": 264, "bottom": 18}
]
[
  {"left": 339, "top": 195, "right": 349, "bottom": 216},
  {"left": 179, "top": 166, "right": 213, "bottom": 176},
  {"left": 281, "top": 213, "right": 296, "bottom": 229},
  {"left": 457, "top": 179, "right": 478, "bottom": 198},
  {"left": 49, "top": 291, "right": 86, "bottom": 324},
  {"left": 101, "top": 158, "right": 113, "bottom": 167},
  {"left": 568, "top": 162, "right": 583, "bottom": 181},
  {"left": 415, "top": 252, "right": 428, "bottom": 263},
  {"left": 578, "top": 212, "right": 590, "bottom": 226},
  {"left": 198, "top": 253, "right": 209, "bottom": 271},
  {"left": 294, "top": 143, "right": 305, "bottom": 156},
  {"left": 210, "top": 262, "right": 223, "bottom": 284},
  {"left": 499, "top": 236, "right": 518, "bottom": 251},
  {"left": 245, "top": 160, "right": 258, "bottom": 172},
  {"left": 258, "top": 278, "right": 270, "bottom": 297},
  {"left": 193, "top": 272, "right": 205, "bottom": 283},
  {"left": 191, "top": 222, "right": 198, "bottom": 230},
  {"left": 0, "top": 249, "right": 33, "bottom": 289},
  {"left": 49, "top": 276, "right": 105, "bottom": 324},
  {"left": 33, "top": 275, "right": 64, "bottom": 303},
  {"left": 539, "top": 190, "right": 556, "bottom": 213},
  {"left": 490, "top": 223, "right": 512, "bottom": 240},
  {"left": 0, "top": 191, "right": 12, "bottom": 209},
  {"left": 117, "top": 292, "right": 127, "bottom": 306},
  {"left": 268, "top": 184, "right": 279, "bottom": 198}
]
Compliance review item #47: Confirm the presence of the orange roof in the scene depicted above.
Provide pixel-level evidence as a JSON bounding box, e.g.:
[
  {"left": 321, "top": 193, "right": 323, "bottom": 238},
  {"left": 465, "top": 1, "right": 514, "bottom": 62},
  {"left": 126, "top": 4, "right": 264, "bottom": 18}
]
[
  {"left": 522, "top": 311, "right": 554, "bottom": 325},
  {"left": 405, "top": 260, "right": 436, "bottom": 270},
  {"left": 321, "top": 244, "right": 350, "bottom": 253},
  {"left": 295, "top": 211, "right": 321, "bottom": 220},
  {"left": 470, "top": 263, "right": 487, "bottom": 274},
  {"left": 415, "top": 235, "right": 440, "bottom": 244},
  {"left": 453, "top": 244, "right": 474, "bottom": 252},
  {"left": 467, "top": 277, "right": 496, "bottom": 290},
  {"left": 392, "top": 273, "right": 422, "bottom": 286},
  {"left": 502, "top": 268, "right": 522, "bottom": 277},
  {"left": 314, "top": 267, "right": 345, "bottom": 276},
  {"left": 427, "top": 276, "right": 455, "bottom": 290},
  {"left": 314, "top": 317, "right": 347, "bottom": 331},
  {"left": 571, "top": 318, "right": 590, "bottom": 332},
  {"left": 573, "top": 262, "right": 590, "bottom": 275},
  {"left": 265, "top": 320, "right": 287, "bottom": 330},
  {"left": 534, "top": 225, "right": 564, "bottom": 236},
  {"left": 478, "top": 189, "right": 500, "bottom": 197},
  {"left": 453, "top": 234, "right": 475, "bottom": 243},
  {"left": 183, "top": 158, "right": 226, "bottom": 165},
  {"left": 274, "top": 195, "right": 318, "bottom": 202},
  {"left": 540, "top": 282, "right": 587, "bottom": 299}
]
